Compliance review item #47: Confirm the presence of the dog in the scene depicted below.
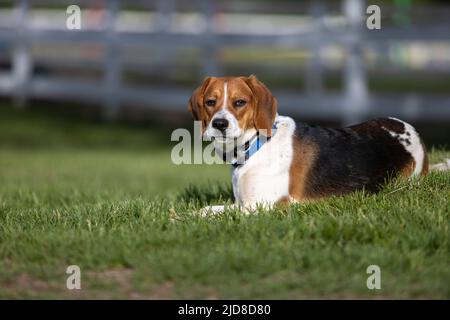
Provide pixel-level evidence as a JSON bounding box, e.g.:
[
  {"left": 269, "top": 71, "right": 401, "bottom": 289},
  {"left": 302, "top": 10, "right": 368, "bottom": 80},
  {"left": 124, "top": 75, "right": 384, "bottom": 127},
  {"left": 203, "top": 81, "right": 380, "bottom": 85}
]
[{"left": 188, "top": 75, "right": 449, "bottom": 214}]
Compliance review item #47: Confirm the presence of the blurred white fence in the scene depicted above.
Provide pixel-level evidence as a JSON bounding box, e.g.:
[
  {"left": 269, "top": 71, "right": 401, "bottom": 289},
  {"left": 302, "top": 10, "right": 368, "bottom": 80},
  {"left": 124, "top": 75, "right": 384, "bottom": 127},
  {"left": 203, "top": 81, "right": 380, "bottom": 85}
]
[{"left": 0, "top": 0, "right": 450, "bottom": 123}]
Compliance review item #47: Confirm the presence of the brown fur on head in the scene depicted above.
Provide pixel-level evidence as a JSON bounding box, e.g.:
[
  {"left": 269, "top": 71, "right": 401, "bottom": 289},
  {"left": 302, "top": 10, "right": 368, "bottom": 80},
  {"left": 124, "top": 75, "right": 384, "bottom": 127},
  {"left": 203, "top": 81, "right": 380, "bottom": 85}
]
[{"left": 187, "top": 75, "right": 278, "bottom": 138}]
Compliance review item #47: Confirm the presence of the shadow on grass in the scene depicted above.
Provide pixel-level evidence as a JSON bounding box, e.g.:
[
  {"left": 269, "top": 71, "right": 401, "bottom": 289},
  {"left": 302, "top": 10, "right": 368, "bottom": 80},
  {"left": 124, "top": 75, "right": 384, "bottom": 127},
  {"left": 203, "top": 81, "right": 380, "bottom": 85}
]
[{"left": 177, "top": 183, "right": 234, "bottom": 207}]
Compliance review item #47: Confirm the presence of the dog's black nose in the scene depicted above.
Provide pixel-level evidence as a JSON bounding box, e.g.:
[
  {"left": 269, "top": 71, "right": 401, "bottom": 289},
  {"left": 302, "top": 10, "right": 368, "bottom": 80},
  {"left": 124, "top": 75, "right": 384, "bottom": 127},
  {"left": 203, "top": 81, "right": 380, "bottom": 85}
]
[{"left": 212, "top": 118, "right": 229, "bottom": 131}]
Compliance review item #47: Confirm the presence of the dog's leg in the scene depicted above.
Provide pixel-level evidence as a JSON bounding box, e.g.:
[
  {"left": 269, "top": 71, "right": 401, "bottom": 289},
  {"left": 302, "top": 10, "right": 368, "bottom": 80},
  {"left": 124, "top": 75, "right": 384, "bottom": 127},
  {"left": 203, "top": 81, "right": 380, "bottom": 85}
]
[
  {"left": 198, "top": 201, "right": 278, "bottom": 216},
  {"left": 198, "top": 204, "right": 238, "bottom": 216},
  {"left": 430, "top": 159, "right": 450, "bottom": 172}
]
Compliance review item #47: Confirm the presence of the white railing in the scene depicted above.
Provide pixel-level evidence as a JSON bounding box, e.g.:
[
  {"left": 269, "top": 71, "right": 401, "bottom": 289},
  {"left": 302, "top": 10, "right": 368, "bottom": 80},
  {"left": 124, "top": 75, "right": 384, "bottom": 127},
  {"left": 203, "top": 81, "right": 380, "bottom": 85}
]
[{"left": 0, "top": 0, "right": 450, "bottom": 124}]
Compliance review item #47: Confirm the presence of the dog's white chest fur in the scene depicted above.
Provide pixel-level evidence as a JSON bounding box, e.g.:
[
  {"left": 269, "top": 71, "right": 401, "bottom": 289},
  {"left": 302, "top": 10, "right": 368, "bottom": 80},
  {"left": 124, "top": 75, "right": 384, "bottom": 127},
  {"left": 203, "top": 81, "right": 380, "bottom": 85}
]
[{"left": 232, "top": 116, "right": 296, "bottom": 208}]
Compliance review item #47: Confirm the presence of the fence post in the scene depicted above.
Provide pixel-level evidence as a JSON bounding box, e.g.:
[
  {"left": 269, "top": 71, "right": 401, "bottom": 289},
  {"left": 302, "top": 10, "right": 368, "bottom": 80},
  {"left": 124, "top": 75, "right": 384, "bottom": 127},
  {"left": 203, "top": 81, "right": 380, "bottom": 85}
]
[
  {"left": 306, "top": 1, "right": 324, "bottom": 97},
  {"left": 154, "top": 0, "right": 176, "bottom": 81},
  {"left": 342, "top": 0, "right": 368, "bottom": 125},
  {"left": 155, "top": 0, "right": 175, "bottom": 32},
  {"left": 199, "top": 0, "right": 220, "bottom": 77},
  {"left": 12, "top": 0, "right": 31, "bottom": 109},
  {"left": 103, "top": 0, "right": 121, "bottom": 120}
]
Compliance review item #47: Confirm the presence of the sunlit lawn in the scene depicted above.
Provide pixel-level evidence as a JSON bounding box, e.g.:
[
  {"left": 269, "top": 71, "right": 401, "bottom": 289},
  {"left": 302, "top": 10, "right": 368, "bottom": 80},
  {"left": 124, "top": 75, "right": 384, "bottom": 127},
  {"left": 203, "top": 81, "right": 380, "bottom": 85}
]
[{"left": 0, "top": 106, "right": 448, "bottom": 299}]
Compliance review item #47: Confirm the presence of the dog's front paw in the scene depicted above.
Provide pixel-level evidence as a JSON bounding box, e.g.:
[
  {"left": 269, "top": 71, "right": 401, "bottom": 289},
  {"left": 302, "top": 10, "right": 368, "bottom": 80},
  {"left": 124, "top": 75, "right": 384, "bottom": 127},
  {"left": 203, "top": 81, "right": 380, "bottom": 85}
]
[{"left": 198, "top": 205, "right": 226, "bottom": 216}]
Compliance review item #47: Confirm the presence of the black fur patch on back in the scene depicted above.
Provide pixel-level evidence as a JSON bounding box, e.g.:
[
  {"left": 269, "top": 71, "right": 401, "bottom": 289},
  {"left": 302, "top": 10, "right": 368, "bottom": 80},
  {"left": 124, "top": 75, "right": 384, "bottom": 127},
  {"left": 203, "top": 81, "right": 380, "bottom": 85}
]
[
  {"left": 294, "top": 118, "right": 413, "bottom": 197},
  {"left": 371, "top": 118, "right": 405, "bottom": 134}
]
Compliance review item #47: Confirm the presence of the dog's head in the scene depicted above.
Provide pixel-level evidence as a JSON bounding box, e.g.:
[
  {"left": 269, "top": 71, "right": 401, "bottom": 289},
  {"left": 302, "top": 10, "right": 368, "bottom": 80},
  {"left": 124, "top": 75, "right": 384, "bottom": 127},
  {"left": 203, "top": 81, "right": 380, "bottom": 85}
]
[{"left": 188, "top": 75, "right": 278, "bottom": 143}]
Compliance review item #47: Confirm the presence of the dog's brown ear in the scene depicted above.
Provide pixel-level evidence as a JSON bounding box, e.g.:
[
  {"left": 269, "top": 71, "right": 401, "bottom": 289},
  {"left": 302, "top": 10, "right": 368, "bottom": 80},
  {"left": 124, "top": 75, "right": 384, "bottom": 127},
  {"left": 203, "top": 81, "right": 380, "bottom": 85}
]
[
  {"left": 188, "top": 77, "right": 213, "bottom": 132},
  {"left": 245, "top": 75, "right": 277, "bottom": 136}
]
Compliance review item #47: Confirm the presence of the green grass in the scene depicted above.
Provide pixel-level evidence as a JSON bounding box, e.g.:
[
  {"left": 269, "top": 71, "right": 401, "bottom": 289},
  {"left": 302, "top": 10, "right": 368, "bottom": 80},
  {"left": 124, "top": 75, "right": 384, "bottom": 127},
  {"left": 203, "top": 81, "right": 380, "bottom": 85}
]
[{"left": 0, "top": 106, "right": 449, "bottom": 299}]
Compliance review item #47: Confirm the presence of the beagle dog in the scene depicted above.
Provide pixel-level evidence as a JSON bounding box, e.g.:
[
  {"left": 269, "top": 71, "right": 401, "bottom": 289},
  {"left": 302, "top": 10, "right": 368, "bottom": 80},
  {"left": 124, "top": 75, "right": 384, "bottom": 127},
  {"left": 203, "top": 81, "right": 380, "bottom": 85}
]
[{"left": 188, "top": 75, "right": 443, "bottom": 214}]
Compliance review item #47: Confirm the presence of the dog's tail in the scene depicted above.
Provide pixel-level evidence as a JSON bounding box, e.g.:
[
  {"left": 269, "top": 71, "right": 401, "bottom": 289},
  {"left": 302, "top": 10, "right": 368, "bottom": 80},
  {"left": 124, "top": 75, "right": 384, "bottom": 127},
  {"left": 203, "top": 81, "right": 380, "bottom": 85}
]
[{"left": 430, "top": 159, "right": 450, "bottom": 172}]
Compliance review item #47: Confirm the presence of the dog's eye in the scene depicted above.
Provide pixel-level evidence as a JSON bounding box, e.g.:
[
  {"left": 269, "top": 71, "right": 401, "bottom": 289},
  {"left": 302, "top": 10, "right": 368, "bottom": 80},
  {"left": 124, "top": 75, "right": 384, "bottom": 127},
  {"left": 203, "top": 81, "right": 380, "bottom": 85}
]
[
  {"left": 234, "top": 100, "right": 246, "bottom": 107},
  {"left": 205, "top": 100, "right": 216, "bottom": 107}
]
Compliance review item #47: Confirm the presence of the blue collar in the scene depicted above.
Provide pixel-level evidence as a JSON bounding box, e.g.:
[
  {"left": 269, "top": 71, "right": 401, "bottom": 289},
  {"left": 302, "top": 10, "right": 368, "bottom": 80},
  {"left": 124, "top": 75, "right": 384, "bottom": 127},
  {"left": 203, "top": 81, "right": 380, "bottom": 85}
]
[{"left": 231, "top": 122, "right": 278, "bottom": 168}]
